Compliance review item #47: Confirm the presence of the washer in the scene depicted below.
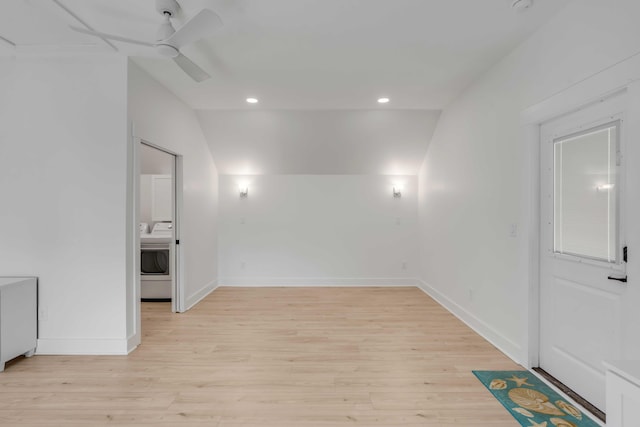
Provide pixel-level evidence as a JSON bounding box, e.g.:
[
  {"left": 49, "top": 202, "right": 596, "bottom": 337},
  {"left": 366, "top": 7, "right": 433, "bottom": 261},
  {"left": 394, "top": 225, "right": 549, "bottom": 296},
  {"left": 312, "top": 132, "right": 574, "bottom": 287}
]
[{"left": 140, "top": 222, "right": 172, "bottom": 300}]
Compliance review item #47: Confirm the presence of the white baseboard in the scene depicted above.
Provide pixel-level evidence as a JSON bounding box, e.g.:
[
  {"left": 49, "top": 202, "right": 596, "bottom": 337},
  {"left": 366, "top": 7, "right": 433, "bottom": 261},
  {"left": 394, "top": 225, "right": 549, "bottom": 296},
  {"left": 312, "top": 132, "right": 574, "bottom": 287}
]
[
  {"left": 126, "top": 332, "right": 140, "bottom": 354},
  {"left": 416, "top": 279, "right": 523, "bottom": 365},
  {"left": 219, "top": 277, "right": 420, "bottom": 287},
  {"left": 36, "top": 338, "right": 129, "bottom": 355},
  {"left": 184, "top": 279, "right": 218, "bottom": 311},
  {"left": 36, "top": 280, "right": 521, "bottom": 362}
]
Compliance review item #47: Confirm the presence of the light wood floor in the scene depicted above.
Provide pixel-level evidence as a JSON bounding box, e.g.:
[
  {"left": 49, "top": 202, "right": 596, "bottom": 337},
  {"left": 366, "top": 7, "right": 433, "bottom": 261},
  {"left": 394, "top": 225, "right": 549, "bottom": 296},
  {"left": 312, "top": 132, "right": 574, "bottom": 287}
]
[{"left": 0, "top": 287, "right": 522, "bottom": 426}]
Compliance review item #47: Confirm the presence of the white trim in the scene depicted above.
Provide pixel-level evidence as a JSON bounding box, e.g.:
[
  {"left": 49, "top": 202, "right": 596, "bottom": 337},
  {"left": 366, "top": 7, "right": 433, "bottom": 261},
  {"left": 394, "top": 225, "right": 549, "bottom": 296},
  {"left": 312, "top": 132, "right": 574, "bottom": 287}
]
[
  {"left": 184, "top": 279, "right": 219, "bottom": 311},
  {"left": 36, "top": 338, "right": 128, "bottom": 355},
  {"left": 126, "top": 333, "right": 140, "bottom": 354},
  {"left": 219, "top": 277, "right": 420, "bottom": 287},
  {"left": 416, "top": 280, "right": 523, "bottom": 365},
  {"left": 524, "top": 122, "right": 541, "bottom": 368},
  {"left": 521, "top": 51, "right": 640, "bottom": 125},
  {"left": 174, "top": 155, "right": 185, "bottom": 312},
  {"left": 126, "top": 128, "right": 141, "bottom": 354}
]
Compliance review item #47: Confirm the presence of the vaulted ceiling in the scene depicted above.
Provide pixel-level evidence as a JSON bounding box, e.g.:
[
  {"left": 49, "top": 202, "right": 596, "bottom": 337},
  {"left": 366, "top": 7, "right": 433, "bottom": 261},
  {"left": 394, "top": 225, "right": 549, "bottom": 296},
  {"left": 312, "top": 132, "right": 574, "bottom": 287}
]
[
  {"left": 1, "top": 0, "right": 571, "bottom": 174},
  {"left": 2, "top": 0, "right": 570, "bottom": 110}
]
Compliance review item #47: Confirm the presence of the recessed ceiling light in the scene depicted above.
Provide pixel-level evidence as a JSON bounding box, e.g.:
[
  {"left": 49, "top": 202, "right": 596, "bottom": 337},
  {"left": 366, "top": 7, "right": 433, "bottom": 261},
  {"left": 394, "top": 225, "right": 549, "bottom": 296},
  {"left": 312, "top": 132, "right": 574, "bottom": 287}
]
[
  {"left": 246, "top": 98, "right": 259, "bottom": 104},
  {"left": 378, "top": 97, "right": 390, "bottom": 104}
]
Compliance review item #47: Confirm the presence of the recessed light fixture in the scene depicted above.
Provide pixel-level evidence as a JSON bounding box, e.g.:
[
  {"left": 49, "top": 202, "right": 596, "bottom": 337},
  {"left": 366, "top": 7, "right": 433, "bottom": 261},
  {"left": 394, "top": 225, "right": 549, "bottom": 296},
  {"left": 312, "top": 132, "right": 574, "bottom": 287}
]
[
  {"left": 246, "top": 98, "right": 259, "bottom": 104},
  {"left": 378, "top": 97, "right": 390, "bottom": 104}
]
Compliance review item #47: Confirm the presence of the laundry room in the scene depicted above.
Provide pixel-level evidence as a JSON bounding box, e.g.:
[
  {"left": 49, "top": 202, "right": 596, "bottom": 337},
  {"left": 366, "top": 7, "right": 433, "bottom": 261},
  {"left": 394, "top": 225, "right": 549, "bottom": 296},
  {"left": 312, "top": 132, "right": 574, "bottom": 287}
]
[{"left": 139, "top": 143, "right": 175, "bottom": 304}]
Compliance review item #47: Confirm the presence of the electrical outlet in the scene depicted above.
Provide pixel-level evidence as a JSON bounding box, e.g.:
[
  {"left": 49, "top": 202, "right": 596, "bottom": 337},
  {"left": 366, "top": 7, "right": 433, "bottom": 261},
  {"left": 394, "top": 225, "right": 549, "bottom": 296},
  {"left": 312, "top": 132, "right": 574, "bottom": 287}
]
[
  {"left": 38, "top": 306, "right": 48, "bottom": 321},
  {"left": 402, "top": 260, "right": 407, "bottom": 270},
  {"left": 509, "top": 223, "right": 518, "bottom": 237}
]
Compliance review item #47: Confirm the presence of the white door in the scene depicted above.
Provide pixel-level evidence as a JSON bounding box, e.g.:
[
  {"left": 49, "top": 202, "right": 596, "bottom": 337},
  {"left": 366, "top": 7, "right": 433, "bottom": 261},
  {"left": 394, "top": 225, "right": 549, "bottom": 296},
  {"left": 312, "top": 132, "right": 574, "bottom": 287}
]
[{"left": 539, "top": 92, "right": 629, "bottom": 411}]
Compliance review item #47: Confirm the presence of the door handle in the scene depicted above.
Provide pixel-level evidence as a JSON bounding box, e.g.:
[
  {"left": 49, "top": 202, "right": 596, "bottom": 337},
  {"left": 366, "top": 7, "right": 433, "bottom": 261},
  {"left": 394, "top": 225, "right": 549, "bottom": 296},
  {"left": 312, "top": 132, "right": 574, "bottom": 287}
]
[{"left": 608, "top": 275, "right": 628, "bottom": 283}]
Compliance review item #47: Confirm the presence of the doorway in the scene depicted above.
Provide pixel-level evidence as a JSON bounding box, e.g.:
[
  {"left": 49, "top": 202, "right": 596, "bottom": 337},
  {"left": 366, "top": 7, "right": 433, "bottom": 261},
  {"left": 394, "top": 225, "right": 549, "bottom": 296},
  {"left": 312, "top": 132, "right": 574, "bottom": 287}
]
[
  {"left": 537, "top": 92, "right": 629, "bottom": 412},
  {"left": 137, "top": 141, "right": 183, "bottom": 314}
]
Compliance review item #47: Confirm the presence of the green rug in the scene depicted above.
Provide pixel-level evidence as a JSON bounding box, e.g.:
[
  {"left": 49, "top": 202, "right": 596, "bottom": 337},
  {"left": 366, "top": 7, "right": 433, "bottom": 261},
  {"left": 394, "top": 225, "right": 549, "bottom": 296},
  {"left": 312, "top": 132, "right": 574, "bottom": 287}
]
[{"left": 473, "top": 370, "right": 600, "bottom": 427}]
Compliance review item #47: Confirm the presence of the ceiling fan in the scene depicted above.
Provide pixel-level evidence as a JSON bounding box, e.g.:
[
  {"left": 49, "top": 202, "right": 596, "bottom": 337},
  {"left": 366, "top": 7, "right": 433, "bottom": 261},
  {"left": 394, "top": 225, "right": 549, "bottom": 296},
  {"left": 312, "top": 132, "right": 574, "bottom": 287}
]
[{"left": 69, "top": 0, "right": 223, "bottom": 82}]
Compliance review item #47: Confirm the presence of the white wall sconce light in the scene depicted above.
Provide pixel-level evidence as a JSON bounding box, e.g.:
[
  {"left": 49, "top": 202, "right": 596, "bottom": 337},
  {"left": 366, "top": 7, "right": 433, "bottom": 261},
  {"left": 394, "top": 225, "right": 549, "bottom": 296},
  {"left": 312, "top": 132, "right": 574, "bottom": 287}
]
[
  {"left": 596, "top": 183, "right": 615, "bottom": 192},
  {"left": 393, "top": 186, "right": 402, "bottom": 198},
  {"left": 239, "top": 185, "right": 249, "bottom": 198}
]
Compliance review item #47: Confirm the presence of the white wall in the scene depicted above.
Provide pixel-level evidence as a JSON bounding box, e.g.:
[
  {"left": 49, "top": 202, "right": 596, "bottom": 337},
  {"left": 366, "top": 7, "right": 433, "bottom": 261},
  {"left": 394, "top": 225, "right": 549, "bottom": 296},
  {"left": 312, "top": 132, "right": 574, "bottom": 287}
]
[
  {"left": 0, "top": 57, "right": 219, "bottom": 354},
  {"left": 128, "top": 61, "right": 219, "bottom": 313},
  {"left": 417, "top": 0, "right": 640, "bottom": 363},
  {"left": 219, "top": 175, "right": 418, "bottom": 286},
  {"left": 197, "top": 110, "right": 441, "bottom": 175},
  {"left": 0, "top": 55, "right": 129, "bottom": 354}
]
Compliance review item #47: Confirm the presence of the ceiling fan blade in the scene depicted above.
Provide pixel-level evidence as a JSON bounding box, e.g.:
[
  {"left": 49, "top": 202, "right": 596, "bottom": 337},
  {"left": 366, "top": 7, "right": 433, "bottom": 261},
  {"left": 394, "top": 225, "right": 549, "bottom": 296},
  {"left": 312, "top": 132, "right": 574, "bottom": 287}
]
[
  {"left": 69, "top": 26, "right": 154, "bottom": 47},
  {"left": 164, "top": 9, "right": 223, "bottom": 49},
  {"left": 173, "top": 53, "right": 211, "bottom": 82},
  {"left": 0, "top": 35, "right": 16, "bottom": 48}
]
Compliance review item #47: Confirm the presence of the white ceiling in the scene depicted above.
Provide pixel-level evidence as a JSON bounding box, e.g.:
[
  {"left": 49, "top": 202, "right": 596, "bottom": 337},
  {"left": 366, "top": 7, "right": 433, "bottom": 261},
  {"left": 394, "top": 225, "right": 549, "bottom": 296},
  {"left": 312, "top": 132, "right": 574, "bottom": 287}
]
[
  {"left": 1, "top": 0, "right": 570, "bottom": 110},
  {"left": 197, "top": 109, "right": 441, "bottom": 175},
  {"left": 2, "top": 0, "right": 570, "bottom": 175}
]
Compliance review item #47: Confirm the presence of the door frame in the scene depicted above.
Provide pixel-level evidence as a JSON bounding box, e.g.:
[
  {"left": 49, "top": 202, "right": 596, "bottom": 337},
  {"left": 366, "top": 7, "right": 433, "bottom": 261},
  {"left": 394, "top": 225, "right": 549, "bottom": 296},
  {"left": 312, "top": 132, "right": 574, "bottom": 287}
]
[
  {"left": 127, "top": 135, "right": 185, "bottom": 353},
  {"left": 521, "top": 53, "right": 640, "bottom": 369}
]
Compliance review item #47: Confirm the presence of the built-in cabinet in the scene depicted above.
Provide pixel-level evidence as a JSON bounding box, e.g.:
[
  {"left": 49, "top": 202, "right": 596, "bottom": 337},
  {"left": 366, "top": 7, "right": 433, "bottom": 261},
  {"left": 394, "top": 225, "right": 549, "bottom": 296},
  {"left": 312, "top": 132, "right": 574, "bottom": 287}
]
[
  {"left": 0, "top": 277, "right": 37, "bottom": 372},
  {"left": 140, "top": 174, "right": 172, "bottom": 225},
  {"left": 151, "top": 175, "right": 172, "bottom": 222},
  {"left": 605, "top": 361, "right": 640, "bottom": 426}
]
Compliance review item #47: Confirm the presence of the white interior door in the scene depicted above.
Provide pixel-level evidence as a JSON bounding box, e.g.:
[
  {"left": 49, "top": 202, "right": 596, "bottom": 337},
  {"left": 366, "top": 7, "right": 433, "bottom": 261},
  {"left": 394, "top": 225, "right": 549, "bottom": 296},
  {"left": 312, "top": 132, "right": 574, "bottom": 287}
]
[{"left": 539, "top": 92, "right": 629, "bottom": 411}]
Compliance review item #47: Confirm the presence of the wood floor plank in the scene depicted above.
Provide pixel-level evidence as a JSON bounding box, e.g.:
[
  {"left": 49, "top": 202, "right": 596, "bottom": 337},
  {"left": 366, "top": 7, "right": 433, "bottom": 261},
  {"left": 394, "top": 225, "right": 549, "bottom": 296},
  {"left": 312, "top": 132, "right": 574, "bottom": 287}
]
[{"left": 0, "top": 287, "right": 521, "bottom": 425}]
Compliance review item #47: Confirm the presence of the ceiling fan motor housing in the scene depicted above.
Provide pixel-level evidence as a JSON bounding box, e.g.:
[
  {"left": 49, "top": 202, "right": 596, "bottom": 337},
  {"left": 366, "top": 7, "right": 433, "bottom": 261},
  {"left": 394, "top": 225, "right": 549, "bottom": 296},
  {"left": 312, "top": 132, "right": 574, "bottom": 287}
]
[
  {"left": 157, "top": 16, "right": 176, "bottom": 41},
  {"left": 156, "top": 44, "right": 180, "bottom": 58}
]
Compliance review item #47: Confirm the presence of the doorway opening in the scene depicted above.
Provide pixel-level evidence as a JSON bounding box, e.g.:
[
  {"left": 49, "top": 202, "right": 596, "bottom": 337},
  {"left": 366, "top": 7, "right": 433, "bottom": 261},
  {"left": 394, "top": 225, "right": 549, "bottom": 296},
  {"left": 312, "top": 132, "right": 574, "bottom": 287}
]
[{"left": 137, "top": 141, "right": 183, "bottom": 314}]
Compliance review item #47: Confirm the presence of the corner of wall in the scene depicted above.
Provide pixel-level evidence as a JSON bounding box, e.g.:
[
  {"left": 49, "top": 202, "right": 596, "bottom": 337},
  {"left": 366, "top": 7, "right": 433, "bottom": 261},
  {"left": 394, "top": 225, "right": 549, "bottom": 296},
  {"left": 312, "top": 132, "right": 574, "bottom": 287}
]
[{"left": 184, "top": 279, "right": 219, "bottom": 311}]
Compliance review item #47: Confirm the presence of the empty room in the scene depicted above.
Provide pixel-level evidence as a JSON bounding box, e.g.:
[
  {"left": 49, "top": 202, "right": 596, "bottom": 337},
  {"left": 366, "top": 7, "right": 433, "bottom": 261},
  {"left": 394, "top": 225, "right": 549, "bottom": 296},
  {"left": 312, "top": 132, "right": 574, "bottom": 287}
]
[{"left": 1, "top": 0, "right": 639, "bottom": 425}]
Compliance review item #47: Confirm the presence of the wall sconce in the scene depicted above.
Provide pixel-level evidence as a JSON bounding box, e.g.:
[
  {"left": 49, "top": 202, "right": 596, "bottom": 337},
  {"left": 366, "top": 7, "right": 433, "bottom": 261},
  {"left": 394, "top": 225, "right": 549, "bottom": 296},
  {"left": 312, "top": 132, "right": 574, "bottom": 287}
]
[
  {"left": 596, "top": 184, "right": 614, "bottom": 192},
  {"left": 239, "top": 185, "right": 249, "bottom": 198},
  {"left": 393, "top": 186, "right": 402, "bottom": 198}
]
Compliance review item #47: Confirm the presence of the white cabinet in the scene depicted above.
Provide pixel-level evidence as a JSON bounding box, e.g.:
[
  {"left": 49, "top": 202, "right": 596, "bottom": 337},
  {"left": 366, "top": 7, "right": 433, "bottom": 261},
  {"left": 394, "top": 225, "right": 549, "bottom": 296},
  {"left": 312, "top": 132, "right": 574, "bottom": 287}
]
[
  {"left": 604, "top": 361, "right": 640, "bottom": 426},
  {"left": 151, "top": 175, "right": 172, "bottom": 222},
  {"left": 0, "top": 277, "right": 37, "bottom": 372}
]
